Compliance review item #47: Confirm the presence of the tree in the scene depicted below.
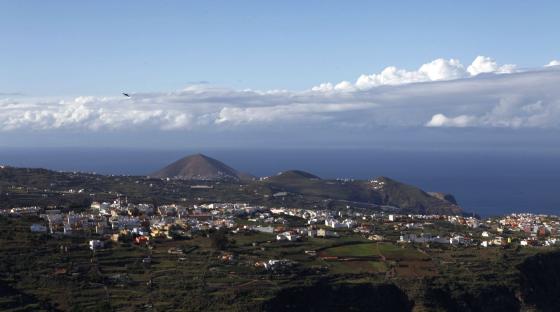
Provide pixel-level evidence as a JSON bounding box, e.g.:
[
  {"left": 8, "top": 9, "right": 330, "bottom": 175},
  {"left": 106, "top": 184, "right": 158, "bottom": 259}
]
[{"left": 210, "top": 230, "right": 229, "bottom": 250}]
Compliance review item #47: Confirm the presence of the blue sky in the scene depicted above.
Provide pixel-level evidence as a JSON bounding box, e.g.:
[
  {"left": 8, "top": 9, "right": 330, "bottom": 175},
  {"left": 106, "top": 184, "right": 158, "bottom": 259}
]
[
  {"left": 1, "top": 0, "right": 559, "bottom": 96},
  {"left": 0, "top": 1, "right": 559, "bottom": 150}
]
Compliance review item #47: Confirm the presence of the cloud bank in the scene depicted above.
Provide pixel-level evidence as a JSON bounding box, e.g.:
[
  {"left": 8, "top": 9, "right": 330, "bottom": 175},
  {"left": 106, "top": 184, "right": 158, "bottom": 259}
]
[
  {"left": 1, "top": 56, "right": 560, "bottom": 134},
  {"left": 313, "top": 56, "right": 518, "bottom": 92}
]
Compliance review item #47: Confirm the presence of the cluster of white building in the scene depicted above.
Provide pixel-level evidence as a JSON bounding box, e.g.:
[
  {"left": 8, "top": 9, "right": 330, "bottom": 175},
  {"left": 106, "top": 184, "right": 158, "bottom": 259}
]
[
  {"left": 11, "top": 195, "right": 560, "bottom": 251},
  {"left": 1, "top": 206, "right": 42, "bottom": 216},
  {"left": 21, "top": 198, "right": 286, "bottom": 247}
]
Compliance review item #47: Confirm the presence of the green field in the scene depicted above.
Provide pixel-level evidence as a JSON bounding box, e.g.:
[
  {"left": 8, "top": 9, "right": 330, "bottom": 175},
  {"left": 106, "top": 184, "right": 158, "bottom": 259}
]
[
  {"left": 321, "top": 242, "right": 424, "bottom": 259},
  {"left": 322, "top": 242, "right": 380, "bottom": 257},
  {"left": 326, "top": 260, "right": 388, "bottom": 274}
]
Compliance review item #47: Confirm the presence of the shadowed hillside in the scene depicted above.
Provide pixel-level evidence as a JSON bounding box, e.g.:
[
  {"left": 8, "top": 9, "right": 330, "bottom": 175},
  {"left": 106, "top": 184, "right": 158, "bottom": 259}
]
[
  {"left": 518, "top": 250, "right": 560, "bottom": 311},
  {"left": 255, "top": 171, "right": 462, "bottom": 215},
  {"left": 263, "top": 282, "right": 414, "bottom": 312}
]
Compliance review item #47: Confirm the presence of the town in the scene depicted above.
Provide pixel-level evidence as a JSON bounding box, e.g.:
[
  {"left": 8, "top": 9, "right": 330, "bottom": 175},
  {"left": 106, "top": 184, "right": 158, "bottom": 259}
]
[{"left": 5, "top": 197, "right": 560, "bottom": 257}]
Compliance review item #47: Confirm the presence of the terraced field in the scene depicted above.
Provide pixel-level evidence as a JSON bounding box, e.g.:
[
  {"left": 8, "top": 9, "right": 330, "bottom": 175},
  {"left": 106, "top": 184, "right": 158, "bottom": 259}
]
[{"left": 3, "top": 216, "right": 559, "bottom": 311}]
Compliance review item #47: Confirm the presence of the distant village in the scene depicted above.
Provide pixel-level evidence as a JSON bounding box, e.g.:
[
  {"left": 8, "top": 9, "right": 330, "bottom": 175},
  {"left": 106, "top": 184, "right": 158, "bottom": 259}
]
[{"left": 4, "top": 197, "right": 560, "bottom": 261}]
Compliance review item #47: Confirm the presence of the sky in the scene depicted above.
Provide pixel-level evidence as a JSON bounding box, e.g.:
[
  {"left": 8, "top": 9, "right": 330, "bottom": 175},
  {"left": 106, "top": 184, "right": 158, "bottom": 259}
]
[{"left": 1, "top": 1, "right": 560, "bottom": 150}]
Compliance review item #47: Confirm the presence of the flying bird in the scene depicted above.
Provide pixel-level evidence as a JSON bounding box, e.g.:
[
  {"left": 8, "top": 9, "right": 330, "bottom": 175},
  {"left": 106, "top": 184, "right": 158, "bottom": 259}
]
[{"left": 122, "top": 92, "right": 130, "bottom": 97}]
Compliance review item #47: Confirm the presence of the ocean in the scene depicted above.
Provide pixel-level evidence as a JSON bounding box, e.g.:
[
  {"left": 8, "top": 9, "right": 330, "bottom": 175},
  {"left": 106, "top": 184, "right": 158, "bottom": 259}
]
[{"left": 0, "top": 147, "right": 559, "bottom": 217}]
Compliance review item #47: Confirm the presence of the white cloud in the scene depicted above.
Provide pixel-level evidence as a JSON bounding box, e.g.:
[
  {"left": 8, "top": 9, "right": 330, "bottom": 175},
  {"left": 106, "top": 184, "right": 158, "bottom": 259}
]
[
  {"left": 311, "top": 81, "right": 356, "bottom": 92},
  {"left": 1, "top": 58, "right": 560, "bottom": 134},
  {"left": 425, "top": 96, "right": 560, "bottom": 128},
  {"left": 546, "top": 60, "right": 560, "bottom": 67},
  {"left": 0, "top": 96, "right": 200, "bottom": 131},
  {"left": 354, "top": 58, "right": 466, "bottom": 89},
  {"left": 333, "top": 81, "right": 355, "bottom": 92},
  {"left": 216, "top": 102, "right": 372, "bottom": 124},
  {"left": 310, "top": 83, "right": 334, "bottom": 92},
  {"left": 418, "top": 58, "right": 467, "bottom": 81},
  {"left": 467, "top": 56, "right": 517, "bottom": 76},
  {"left": 314, "top": 56, "right": 518, "bottom": 92},
  {"left": 426, "top": 114, "right": 476, "bottom": 127},
  {"left": 356, "top": 66, "right": 427, "bottom": 89}
]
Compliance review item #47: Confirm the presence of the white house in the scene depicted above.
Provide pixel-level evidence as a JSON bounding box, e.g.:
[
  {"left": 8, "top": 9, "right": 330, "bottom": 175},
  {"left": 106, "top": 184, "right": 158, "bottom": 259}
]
[
  {"left": 449, "top": 235, "right": 466, "bottom": 245},
  {"left": 492, "top": 236, "right": 504, "bottom": 245},
  {"left": 276, "top": 232, "right": 300, "bottom": 241},
  {"left": 254, "top": 226, "right": 274, "bottom": 233},
  {"left": 341, "top": 219, "right": 357, "bottom": 228},
  {"left": 325, "top": 219, "right": 342, "bottom": 228},
  {"left": 30, "top": 224, "right": 48, "bottom": 233},
  {"left": 325, "top": 218, "right": 355, "bottom": 229},
  {"left": 89, "top": 240, "right": 105, "bottom": 251},
  {"left": 317, "top": 228, "right": 338, "bottom": 238},
  {"left": 308, "top": 228, "right": 317, "bottom": 238},
  {"left": 90, "top": 202, "right": 101, "bottom": 210}
]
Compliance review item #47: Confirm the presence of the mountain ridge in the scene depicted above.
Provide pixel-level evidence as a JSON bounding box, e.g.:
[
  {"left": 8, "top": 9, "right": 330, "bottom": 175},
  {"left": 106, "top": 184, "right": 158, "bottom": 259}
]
[{"left": 1, "top": 154, "right": 463, "bottom": 215}]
